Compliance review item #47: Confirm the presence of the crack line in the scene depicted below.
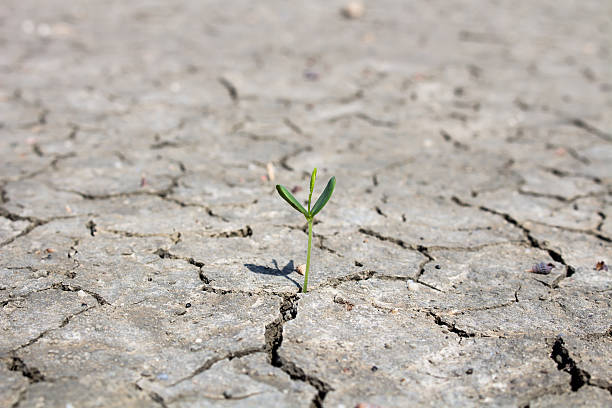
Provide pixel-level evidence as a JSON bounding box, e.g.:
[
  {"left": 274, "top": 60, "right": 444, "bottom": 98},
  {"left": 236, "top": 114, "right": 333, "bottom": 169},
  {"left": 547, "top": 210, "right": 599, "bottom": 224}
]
[
  {"left": 265, "top": 295, "right": 333, "bottom": 408},
  {"left": 571, "top": 118, "right": 612, "bottom": 143},
  {"left": 10, "top": 305, "right": 96, "bottom": 353},
  {"left": 170, "top": 347, "right": 264, "bottom": 386}
]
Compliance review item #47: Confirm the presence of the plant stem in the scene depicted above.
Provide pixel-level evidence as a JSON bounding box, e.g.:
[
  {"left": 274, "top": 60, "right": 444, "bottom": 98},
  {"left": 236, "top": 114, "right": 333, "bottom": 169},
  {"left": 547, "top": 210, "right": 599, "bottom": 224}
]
[{"left": 304, "top": 218, "right": 313, "bottom": 293}]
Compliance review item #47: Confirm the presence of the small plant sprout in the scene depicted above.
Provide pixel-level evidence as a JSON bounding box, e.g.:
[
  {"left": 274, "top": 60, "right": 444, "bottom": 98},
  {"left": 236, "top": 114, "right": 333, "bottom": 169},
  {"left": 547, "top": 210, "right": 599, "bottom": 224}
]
[{"left": 276, "top": 168, "right": 336, "bottom": 293}]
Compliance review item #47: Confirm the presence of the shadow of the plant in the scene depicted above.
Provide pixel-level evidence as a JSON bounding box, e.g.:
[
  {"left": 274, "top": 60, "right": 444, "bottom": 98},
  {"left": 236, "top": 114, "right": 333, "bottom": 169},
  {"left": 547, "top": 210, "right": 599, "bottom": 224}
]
[{"left": 244, "top": 259, "right": 301, "bottom": 290}]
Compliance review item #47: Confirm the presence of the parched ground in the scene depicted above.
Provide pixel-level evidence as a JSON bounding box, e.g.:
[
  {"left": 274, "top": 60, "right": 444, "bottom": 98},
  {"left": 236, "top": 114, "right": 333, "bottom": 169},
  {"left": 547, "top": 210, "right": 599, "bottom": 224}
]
[{"left": 1, "top": 1, "right": 611, "bottom": 407}]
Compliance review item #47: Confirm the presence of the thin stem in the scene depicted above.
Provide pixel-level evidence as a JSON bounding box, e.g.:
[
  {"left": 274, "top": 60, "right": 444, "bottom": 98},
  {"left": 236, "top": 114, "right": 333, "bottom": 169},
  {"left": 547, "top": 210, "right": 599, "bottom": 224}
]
[
  {"left": 307, "top": 191, "right": 312, "bottom": 213},
  {"left": 304, "top": 218, "right": 313, "bottom": 293}
]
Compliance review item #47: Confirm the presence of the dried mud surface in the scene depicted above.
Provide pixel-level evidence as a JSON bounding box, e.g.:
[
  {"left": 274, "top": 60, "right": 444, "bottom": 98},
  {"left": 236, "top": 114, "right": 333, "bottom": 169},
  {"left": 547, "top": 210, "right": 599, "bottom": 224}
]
[{"left": 1, "top": 1, "right": 611, "bottom": 407}]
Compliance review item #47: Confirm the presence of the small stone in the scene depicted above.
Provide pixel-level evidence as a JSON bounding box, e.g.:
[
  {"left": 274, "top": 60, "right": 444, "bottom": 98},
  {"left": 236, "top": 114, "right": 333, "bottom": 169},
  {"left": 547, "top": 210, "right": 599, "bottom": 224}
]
[
  {"left": 223, "top": 387, "right": 244, "bottom": 399},
  {"left": 526, "top": 262, "right": 555, "bottom": 275},
  {"left": 341, "top": 2, "right": 365, "bottom": 19},
  {"left": 296, "top": 264, "right": 306, "bottom": 275},
  {"left": 594, "top": 261, "right": 608, "bottom": 271},
  {"left": 77, "top": 290, "right": 87, "bottom": 298},
  {"left": 304, "top": 71, "right": 319, "bottom": 81},
  {"left": 407, "top": 281, "right": 420, "bottom": 291},
  {"left": 266, "top": 162, "right": 275, "bottom": 182}
]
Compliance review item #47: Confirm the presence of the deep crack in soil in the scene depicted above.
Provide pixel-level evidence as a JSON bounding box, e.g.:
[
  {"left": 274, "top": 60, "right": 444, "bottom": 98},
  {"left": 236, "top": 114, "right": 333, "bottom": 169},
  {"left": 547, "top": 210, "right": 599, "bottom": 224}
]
[
  {"left": 5, "top": 356, "right": 45, "bottom": 383},
  {"left": 550, "top": 337, "right": 590, "bottom": 391},
  {"left": 265, "top": 295, "right": 333, "bottom": 408}
]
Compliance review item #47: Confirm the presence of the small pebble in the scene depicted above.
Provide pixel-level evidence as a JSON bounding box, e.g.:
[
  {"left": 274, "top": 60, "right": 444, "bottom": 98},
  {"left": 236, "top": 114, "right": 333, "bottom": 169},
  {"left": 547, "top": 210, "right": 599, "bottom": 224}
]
[
  {"left": 223, "top": 388, "right": 243, "bottom": 399},
  {"left": 341, "top": 2, "right": 365, "bottom": 19},
  {"left": 371, "top": 365, "right": 378, "bottom": 372},
  {"left": 266, "top": 162, "right": 275, "bottom": 182},
  {"left": 594, "top": 261, "right": 608, "bottom": 271},
  {"left": 304, "top": 71, "right": 319, "bottom": 81},
  {"left": 466, "top": 368, "right": 473, "bottom": 375},
  {"left": 526, "top": 262, "right": 555, "bottom": 275},
  {"left": 296, "top": 264, "right": 306, "bottom": 275},
  {"left": 407, "top": 281, "right": 420, "bottom": 291},
  {"left": 435, "top": 264, "right": 441, "bottom": 269},
  {"left": 185, "top": 303, "right": 191, "bottom": 308}
]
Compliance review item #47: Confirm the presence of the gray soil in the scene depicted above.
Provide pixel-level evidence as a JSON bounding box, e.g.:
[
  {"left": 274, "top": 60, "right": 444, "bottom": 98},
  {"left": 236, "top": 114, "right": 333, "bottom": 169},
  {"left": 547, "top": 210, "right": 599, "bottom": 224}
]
[{"left": 1, "top": 1, "right": 611, "bottom": 407}]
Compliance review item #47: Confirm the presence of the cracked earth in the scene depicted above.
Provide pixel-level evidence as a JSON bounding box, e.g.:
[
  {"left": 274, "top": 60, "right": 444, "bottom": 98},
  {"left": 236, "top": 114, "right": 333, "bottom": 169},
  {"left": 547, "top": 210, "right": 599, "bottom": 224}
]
[{"left": 1, "top": 1, "right": 611, "bottom": 407}]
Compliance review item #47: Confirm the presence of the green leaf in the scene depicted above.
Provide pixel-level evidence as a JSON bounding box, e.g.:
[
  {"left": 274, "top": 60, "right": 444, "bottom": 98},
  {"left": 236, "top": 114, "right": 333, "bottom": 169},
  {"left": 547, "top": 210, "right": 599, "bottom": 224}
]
[
  {"left": 310, "top": 168, "right": 317, "bottom": 194},
  {"left": 276, "top": 184, "right": 308, "bottom": 216},
  {"left": 310, "top": 176, "right": 335, "bottom": 217}
]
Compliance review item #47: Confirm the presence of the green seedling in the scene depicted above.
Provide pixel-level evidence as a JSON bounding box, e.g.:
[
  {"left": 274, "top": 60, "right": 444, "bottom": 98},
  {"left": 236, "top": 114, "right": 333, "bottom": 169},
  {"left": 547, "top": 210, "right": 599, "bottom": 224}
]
[{"left": 276, "top": 168, "right": 336, "bottom": 293}]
